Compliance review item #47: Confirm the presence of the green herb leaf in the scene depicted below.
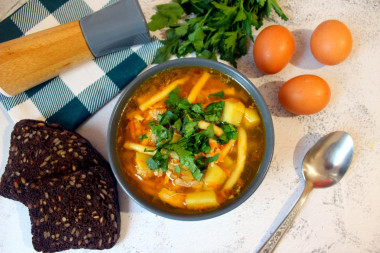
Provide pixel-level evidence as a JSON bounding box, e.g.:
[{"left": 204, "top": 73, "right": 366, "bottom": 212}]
[
  {"left": 204, "top": 101, "right": 225, "bottom": 122},
  {"left": 175, "top": 165, "right": 181, "bottom": 173},
  {"left": 211, "top": 2, "right": 237, "bottom": 18},
  {"left": 220, "top": 123, "right": 238, "bottom": 140},
  {"left": 242, "top": 14, "right": 254, "bottom": 40},
  {"left": 182, "top": 116, "right": 198, "bottom": 137},
  {"left": 210, "top": 30, "right": 224, "bottom": 47},
  {"left": 177, "top": 40, "right": 193, "bottom": 56},
  {"left": 196, "top": 49, "right": 217, "bottom": 60},
  {"left": 204, "top": 153, "right": 219, "bottom": 164},
  {"left": 258, "top": 0, "right": 266, "bottom": 8},
  {"left": 149, "top": 0, "right": 288, "bottom": 66},
  {"left": 269, "top": 0, "right": 288, "bottom": 20},
  {"left": 192, "top": 169, "right": 204, "bottom": 181},
  {"left": 149, "top": 123, "right": 173, "bottom": 147},
  {"left": 153, "top": 37, "right": 179, "bottom": 64},
  {"left": 172, "top": 144, "right": 198, "bottom": 174},
  {"left": 146, "top": 157, "right": 158, "bottom": 170},
  {"left": 195, "top": 154, "right": 220, "bottom": 171},
  {"left": 178, "top": 99, "right": 191, "bottom": 110},
  {"left": 190, "top": 103, "right": 204, "bottom": 114},
  {"left": 217, "top": 133, "right": 229, "bottom": 144},
  {"left": 175, "top": 24, "right": 189, "bottom": 36},
  {"left": 165, "top": 86, "right": 182, "bottom": 108},
  {"left": 139, "top": 134, "right": 148, "bottom": 141},
  {"left": 234, "top": 7, "right": 247, "bottom": 23},
  {"left": 148, "top": 3, "right": 184, "bottom": 31},
  {"left": 173, "top": 118, "right": 182, "bottom": 132},
  {"left": 188, "top": 24, "right": 206, "bottom": 52},
  {"left": 159, "top": 110, "right": 178, "bottom": 126},
  {"left": 202, "top": 124, "right": 215, "bottom": 138},
  {"left": 208, "top": 91, "right": 224, "bottom": 98},
  {"left": 224, "top": 31, "right": 238, "bottom": 53},
  {"left": 147, "top": 151, "right": 169, "bottom": 172}
]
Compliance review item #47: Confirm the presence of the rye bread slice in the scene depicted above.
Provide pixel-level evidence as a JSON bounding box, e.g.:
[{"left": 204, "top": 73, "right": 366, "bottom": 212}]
[
  {"left": 26, "top": 166, "right": 120, "bottom": 252},
  {"left": 0, "top": 119, "right": 108, "bottom": 202}
]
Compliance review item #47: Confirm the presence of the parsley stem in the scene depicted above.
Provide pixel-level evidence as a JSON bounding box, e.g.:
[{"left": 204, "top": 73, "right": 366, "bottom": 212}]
[{"left": 200, "top": 8, "right": 213, "bottom": 27}]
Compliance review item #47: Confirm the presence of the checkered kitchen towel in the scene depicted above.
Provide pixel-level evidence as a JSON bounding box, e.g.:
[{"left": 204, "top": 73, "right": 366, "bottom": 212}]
[{"left": 0, "top": 0, "right": 161, "bottom": 130}]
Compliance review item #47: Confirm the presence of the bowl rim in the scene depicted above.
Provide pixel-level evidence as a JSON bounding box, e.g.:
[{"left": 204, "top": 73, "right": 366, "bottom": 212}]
[{"left": 107, "top": 58, "right": 274, "bottom": 221}]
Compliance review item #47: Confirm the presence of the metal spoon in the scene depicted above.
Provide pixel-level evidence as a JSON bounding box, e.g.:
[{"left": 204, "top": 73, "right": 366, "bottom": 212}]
[{"left": 258, "top": 131, "right": 354, "bottom": 253}]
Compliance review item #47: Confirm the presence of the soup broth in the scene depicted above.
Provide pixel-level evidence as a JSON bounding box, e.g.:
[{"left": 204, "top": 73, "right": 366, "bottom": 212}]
[{"left": 116, "top": 66, "right": 265, "bottom": 214}]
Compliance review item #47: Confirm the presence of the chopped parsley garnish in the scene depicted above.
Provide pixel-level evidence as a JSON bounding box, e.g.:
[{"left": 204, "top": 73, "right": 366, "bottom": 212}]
[
  {"left": 204, "top": 101, "right": 225, "bottom": 123},
  {"left": 146, "top": 87, "right": 237, "bottom": 181},
  {"left": 175, "top": 165, "right": 181, "bottom": 173},
  {"left": 208, "top": 91, "right": 224, "bottom": 99},
  {"left": 138, "top": 134, "right": 148, "bottom": 141}
]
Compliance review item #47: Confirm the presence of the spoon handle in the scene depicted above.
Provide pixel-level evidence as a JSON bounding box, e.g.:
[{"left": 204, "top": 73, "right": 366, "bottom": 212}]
[{"left": 258, "top": 181, "right": 314, "bottom": 253}]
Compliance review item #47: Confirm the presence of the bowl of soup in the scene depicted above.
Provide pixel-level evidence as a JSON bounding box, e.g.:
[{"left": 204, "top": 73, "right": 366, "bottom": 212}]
[{"left": 107, "top": 58, "right": 274, "bottom": 220}]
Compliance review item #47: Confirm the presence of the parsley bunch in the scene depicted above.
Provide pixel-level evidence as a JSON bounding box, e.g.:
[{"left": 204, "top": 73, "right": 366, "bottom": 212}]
[
  {"left": 148, "top": 0, "right": 288, "bottom": 67},
  {"left": 146, "top": 87, "right": 237, "bottom": 181}
]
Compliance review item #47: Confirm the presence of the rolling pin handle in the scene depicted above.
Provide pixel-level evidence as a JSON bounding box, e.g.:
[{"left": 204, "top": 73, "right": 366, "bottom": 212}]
[
  {"left": 0, "top": 0, "right": 151, "bottom": 97},
  {"left": 0, "top": 20, "right": 94, "bottom": 97}
]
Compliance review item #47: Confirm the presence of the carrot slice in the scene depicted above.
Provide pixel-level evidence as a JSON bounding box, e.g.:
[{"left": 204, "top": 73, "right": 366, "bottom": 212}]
[
  {"left": 139, "top": 77, "right": 189, "bottom": 111},
  {"left": 218, "top": 140, "right": 235, "bottom": 162},
  {"left": 188, "top": 72, "right": 211, "bottom": 103}
]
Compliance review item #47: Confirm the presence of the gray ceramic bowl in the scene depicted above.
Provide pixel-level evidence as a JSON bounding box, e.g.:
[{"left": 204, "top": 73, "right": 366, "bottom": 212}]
[{"left": 107, "top": 58, "right": 274, "bottom": 220}]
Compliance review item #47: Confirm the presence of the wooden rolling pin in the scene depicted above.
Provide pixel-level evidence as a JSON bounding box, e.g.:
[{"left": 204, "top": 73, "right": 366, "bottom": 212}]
[
  {"left": 0, "top": 21, "right": 93, "bottom": 96},
  {"left": 0, "top": 0, "right": 150, "bottom": 97}
]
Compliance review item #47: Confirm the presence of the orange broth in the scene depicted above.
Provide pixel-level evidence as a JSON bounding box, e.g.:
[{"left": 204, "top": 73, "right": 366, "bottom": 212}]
[{"left": 116, "top": 66, "right": 265, "bottom": 214}]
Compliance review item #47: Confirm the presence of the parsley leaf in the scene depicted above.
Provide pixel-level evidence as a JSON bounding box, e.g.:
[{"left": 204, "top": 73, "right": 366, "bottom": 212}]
[
  {"left": 224, "top": 31, "right": 238, "bottom": 53},
  {"left": 149, "top": 123, "right": 174, "bottom": 147},
  {"left": 188, "top": 24, "right": 206, "bottom": 52},
  {"left": 171, "top": 144, "right": 199, "bottom": 175},
  {"left": 208, "top": 91, "right": 224, "bottom": 99},
  {"left": 139, "top": 134, "right": 148, "bottom": 141},
  {"left": 147, "top": 151, "right": 169, "bottom": 172},
  {"left": 146, "top": 157, "right": 158, "bottom": 170},
  {"left": 217, "top": 133, "right": 229, "bottom": 145},
  {"left": 195, "top": 154, "right": 220, "bottom": 170},
  {"left": 173, "top": 118, "right": 182, "bottom": 132},
  {"left": 149, "top": 0, "right": 287, "bottom": 66},
  {"left": 190, "top": 103, "right": 204, "bottom": 114},
  {"left": 270, "top": 0, "right": 288, "bottom": 21},
  {"left": 217, "top": 123, "right": 238, "bottom": 144},
  {"left": 175, "top": 165, "right": 181, "bottom": 173},
  {"left": 165, "top": 86, "right": 182, "bottom": 108},
  {"left": 204, "top": 101, "right": 224, "bottom": 122},
  {"left": 192, "top": 169, "right": 204, "bottom": 181},
  {"left": 159, "top": 110, "right": 178, "bottom": 126},
  {"left": 148, "top": 3, "right": 184, "bottom": 31},
  {"left": 220, "top": 123, "right": 238, "bottom": 140},
  {"left": 182, "top": 115, "right": 198, "bottom": 137},
  {"left": 153, "top": 37, "right": 180, "bottom": 63}
]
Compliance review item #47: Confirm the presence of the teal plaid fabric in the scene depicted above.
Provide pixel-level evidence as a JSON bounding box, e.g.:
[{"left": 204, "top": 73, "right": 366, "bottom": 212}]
[{"left": 0, "top": 0, "right": 161, "bottom": 130}]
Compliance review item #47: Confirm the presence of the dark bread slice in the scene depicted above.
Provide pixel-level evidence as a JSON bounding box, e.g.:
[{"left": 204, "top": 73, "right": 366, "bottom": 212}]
[
  {"left": 0, "top": 119, "right": 108, "bottom": 202},
  {"left": 26, "top": 166, "right": 120, "bottom": 252}
]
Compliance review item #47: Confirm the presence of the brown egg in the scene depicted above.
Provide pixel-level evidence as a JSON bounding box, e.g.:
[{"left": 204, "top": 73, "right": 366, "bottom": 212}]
[
  {"left": 310, "top": 20, "right": 352, "bottom": 65},
  {"left": 278, "top": 75, "right": 331, "bottom": 115},
  {"left": 253, "top": 25, "right": 295, "bottom": 74}
]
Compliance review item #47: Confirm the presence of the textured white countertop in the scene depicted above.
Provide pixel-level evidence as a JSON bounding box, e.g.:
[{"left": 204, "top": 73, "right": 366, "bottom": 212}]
[{"left": 1, "top": 0, "right": 380, "bottom": 252}]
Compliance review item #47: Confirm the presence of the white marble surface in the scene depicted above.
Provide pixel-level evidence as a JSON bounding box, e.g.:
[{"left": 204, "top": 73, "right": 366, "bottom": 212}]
[{"left": 1, "top": 0, "right": 380, "bottom": 252}]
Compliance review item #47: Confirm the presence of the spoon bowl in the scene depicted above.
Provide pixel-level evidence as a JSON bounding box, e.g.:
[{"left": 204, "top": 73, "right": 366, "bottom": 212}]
[
  {"left": 303, "top": 131, "right": 354, "bottom": 188},
  {"left": 259, "top": 131, "right": 354, "bottom": 253}
]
